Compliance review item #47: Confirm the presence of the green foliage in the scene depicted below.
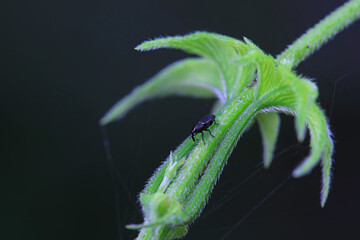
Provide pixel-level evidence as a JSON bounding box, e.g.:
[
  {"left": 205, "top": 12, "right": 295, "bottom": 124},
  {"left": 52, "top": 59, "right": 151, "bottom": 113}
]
[
  {"left": 103, "top": 32, "right": 333, "bottom": 239},
  {"left": 127, "top": 192, "right": 189, "bottom": 229},
  {"left": 99, "top": 58, "right": 221, "bottom": 125},
  {"left": 257, "top": 112, "right": 280, "bottom": 168},
  {"left": 100, "top": 1, "right": 360, "bottom": 239}
]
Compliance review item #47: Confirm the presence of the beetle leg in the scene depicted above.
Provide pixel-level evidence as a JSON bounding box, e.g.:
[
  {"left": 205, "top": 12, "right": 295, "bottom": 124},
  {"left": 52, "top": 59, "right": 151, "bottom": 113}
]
[
  {"left": 201, "top": 132, "right": 206, "bottom": 144},
  {"left": 191, "top": 132, "right": 196, "bottom": 142},
  {"left": 205, "top": 129, "right": 215, "bottom": 137}
]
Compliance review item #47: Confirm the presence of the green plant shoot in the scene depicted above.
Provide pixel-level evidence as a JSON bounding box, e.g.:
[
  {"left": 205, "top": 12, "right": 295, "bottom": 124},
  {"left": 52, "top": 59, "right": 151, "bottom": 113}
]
[{"left": 100, "top": 1, "right": 360, "bottom": 239}]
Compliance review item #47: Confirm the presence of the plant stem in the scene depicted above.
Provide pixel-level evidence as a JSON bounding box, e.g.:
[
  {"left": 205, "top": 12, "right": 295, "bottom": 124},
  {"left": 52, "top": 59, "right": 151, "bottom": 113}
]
[
  {"left": 277, "top": 0, "right": 360, "bottom": 69},
  {"left": 183, "top": 101, "right": 259, "bottom": 219}
]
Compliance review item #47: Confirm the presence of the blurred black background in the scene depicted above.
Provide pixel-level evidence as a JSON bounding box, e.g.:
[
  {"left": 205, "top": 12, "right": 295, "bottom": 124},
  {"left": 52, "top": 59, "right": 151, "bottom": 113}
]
[{"left": 1, "top": 0, "right": 360, "bottom": 239}]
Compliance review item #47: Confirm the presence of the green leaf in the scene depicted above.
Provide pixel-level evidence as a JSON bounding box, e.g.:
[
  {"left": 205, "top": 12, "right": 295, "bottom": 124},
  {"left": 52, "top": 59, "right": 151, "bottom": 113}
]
[
  {"left": 163, "top": 225, "right": 188, "bottom": 240},
  {"left": 234, "top": 40, "right": 282, "bottom": 100},
  {"left": 100, "top": 58, "right": 222, "bottom": 125},
  {"left": 234, "top": 42, "right": 335, "bottom": 207},
  {"left": 211, "top": 100, "right": 224, "bottom": 113},
  {"left": 235, "top": 46, "right": 317, "bottom": 142},
  {"left": 157, "top": 152, "right": 185, "bottom": 193},
  {"left": 292, "top": 103, "right": 334, "bottom": 206},
  {"left": 321, "top": 129, "right": 334, "bottom": 207},
  {"left": 292, "top": 103, "right": 328, "bottom": 177},
  {"left": 257, "top": 112, "right": 280, "bottom": 168},
  {"left": 136, "top": 32, "right": 254, "bottom": 98},
  {"left": 127, "top": 192, "right": 189, "bottom": 230},
  {"left": 127, "top": 192, "right": 189, "bottom": 239},
  {"left": 282, "top": 72, "right": 318, "bottom": 141},
  {"left": 136, "top": 32, "right": 249, "bottom": 59}
]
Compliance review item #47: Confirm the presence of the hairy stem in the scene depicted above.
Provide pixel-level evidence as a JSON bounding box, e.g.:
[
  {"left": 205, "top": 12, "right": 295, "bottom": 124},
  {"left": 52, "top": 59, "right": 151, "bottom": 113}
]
[
  {"left": 277, "top": 0, "right": 360, "bottom": 68},
  {"left": 183, "top": 101, "right": 259, "bottom": 219}
]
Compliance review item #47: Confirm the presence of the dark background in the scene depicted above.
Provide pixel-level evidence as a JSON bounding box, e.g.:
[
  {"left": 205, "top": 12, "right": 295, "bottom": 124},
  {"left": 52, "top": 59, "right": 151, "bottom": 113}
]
[{"left": 1, "top": 0, "right": 360, "bottom": 239}]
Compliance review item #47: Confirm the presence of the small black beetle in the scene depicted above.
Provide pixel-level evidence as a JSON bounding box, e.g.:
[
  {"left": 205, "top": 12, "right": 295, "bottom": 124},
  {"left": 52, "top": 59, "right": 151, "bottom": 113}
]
[{"left": 191, "top": 114, "right": 219, "bottom": 144}]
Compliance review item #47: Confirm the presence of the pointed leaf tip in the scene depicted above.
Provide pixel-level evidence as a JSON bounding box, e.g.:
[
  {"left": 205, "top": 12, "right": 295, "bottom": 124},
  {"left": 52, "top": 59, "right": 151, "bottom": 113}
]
[
  {"left": 295, "top": 118, "right": 307, "bottom": 142},
  {"left": 257, "top": 112, "right": 280, "bottom": 168},
  {"left": 292, "top": 156, "right": 313, "bottom": 178},
  {"left": 320, "top": 131, "right": 334, "bottom": 207},
  {"left": 243, "top": 37, "right": 260, "bottom": 51},
  {"left": 135, "top": 40, "right": 164, "bottom": 52}
]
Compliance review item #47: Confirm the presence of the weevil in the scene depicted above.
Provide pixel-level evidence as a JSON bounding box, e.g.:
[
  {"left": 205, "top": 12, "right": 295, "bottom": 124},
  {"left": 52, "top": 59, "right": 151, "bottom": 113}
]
[{"left": 191, "top": 114, "right": 219, "bottom": 144}]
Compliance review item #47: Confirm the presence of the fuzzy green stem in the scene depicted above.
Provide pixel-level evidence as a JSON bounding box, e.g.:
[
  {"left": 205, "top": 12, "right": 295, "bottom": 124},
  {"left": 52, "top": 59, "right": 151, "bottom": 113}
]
[
  {"left": 183, "top": 102, "right": 259, "bottom": 218},
  {"left": 276, "top": 0, "right": 360, "bottom": 69},
  {"left": 136, "top": 88, "right": 258, "bottom": 239},
  {"left": 165, "top": 90, "right": 255, "bottom": 203},
  {"left": 143, "top": 141, "right": 195, "bottom": 195}
]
